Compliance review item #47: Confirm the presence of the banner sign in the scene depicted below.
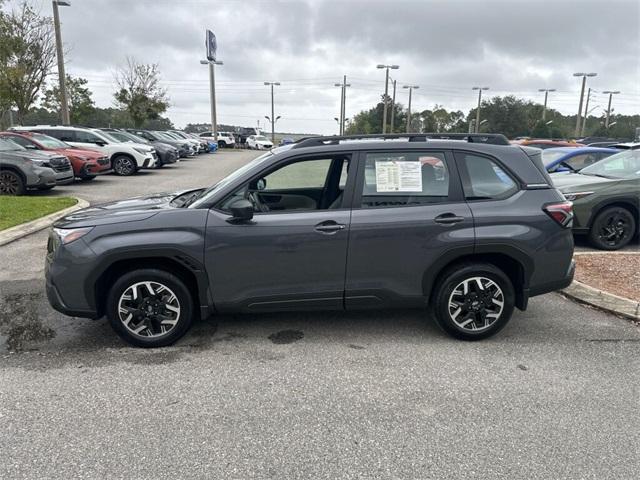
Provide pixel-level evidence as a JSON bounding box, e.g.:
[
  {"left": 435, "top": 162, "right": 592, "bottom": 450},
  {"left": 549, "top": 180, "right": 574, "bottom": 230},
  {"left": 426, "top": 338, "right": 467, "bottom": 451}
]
[{"left": 206, "top": 30, "right": 217, "bottom": 61}]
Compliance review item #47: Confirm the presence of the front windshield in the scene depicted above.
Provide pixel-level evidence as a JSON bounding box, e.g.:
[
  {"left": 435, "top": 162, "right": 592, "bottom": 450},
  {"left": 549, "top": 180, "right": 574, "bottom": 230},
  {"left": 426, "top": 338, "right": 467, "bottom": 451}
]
[
  {"left": 99, "top": 131, "right": 120, "bottom": 143},
  {"left": 580, "top": 150, "right": 640, "bottom": 179},
  {"left": 0, "top": 138, "right": 25, "bottom": 151},
  {"left": 542, "top": 150, "right": 568, "bottom": 166},
  {"left": 153, "top": 131, "right": 176, "bottom": 141},
  {"left": 189, "top": 151, "right": 275, "bottom": 208},
  {"left": 31, "top": 133, "right": 69, "bottom": 149}
]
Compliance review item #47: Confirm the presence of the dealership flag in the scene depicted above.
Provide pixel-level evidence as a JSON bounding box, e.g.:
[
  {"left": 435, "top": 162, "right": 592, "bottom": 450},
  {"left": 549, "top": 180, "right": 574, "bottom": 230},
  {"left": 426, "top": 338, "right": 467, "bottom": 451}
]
[{"left": 206, "top": 30, "right": 217, "bottom": 61}]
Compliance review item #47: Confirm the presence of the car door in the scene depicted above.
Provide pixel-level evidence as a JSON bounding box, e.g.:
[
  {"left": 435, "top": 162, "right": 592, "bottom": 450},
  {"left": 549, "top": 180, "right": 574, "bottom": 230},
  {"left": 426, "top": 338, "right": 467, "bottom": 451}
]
[
  {"left": 345, "top": 149, "right": 474, "bottom": 308},
  {"left": 204, "top": 152, "right": 355, "bottom": 312}
]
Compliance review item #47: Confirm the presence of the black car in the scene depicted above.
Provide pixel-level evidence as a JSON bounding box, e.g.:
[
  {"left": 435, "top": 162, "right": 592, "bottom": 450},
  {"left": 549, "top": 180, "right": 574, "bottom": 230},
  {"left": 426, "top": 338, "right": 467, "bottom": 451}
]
[
  {"left": 45, "top": 133, "right": 575, "bottom": 348},
  {"left": 126, "top": 129, "right": 192, "bottom": 158}
]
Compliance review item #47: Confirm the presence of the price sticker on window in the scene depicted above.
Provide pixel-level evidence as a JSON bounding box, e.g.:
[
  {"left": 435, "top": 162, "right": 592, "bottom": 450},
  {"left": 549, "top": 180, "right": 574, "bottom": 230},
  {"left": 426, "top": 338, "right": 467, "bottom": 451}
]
[{"left": 375, "top": 160, "right": 423, "bottom": 192}]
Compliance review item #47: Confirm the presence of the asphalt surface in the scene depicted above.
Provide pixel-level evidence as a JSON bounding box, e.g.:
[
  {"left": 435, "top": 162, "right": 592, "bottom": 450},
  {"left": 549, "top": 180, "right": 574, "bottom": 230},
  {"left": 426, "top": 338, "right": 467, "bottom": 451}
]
[{"left": 1, "top": 149, "right": 639, "bottom": 478}]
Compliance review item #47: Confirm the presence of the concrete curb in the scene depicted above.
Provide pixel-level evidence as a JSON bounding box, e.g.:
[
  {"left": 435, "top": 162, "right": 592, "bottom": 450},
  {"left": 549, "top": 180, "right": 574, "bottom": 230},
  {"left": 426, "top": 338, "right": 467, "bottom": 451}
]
[
  {"left": 0, "top": 197, "right": 89, "bottom": 247},
  {"left": 563, "top": 279, "right": 640, "bottom": 322}
]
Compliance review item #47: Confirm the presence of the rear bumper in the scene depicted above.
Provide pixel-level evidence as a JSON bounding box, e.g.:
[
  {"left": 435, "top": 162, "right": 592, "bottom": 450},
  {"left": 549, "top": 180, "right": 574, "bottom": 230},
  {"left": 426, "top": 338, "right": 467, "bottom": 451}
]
[{"left": 529, "top": 259, "right": 575, "bottom": 297}]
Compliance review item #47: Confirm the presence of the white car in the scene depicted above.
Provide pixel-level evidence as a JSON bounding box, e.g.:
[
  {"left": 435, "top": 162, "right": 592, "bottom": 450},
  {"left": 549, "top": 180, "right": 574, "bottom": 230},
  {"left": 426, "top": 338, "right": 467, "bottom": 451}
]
[
  {"left": 198, "top": 131, "right": 235, "bottom": 148},
  {"left": 246, "top": 135, "right": 273, "bottom": 150},
  {"left": 12, "top": 125, "right": 158, "bottom": 175}
]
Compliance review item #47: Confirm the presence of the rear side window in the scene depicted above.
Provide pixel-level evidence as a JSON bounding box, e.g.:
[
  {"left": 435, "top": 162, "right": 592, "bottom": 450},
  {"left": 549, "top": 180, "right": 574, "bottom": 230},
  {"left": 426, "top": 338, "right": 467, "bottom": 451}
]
[
  {"left": 39, "top": 129, "right": 74, "bottom": 142},
  {"left": 360, "top": 151, "right": 450, "bottom": 208},
  {"left": 459, "top": 153, "right": 517, "bottom": 200}
]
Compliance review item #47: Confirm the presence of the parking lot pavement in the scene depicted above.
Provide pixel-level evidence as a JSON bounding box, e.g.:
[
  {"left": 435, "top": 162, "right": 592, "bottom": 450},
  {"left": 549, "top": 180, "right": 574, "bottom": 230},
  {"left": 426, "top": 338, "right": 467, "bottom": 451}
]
[{"left": 1, "top": 148, "right": 639, "bottom": 478}]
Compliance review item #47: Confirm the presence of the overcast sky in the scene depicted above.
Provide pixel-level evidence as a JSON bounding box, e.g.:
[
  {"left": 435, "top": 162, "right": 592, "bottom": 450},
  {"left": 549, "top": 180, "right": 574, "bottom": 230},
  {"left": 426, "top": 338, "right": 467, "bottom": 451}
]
[{"left": 22, "top": 0, "right": 640, "bottom": 133}]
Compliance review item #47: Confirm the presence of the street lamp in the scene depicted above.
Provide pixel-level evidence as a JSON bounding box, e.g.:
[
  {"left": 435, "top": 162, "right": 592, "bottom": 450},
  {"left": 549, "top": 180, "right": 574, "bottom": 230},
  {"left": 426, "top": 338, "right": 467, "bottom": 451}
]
[
  {"left": 377, "top": 64, "right": 399, "bottom": 133},
  {"left": 264, "top": 82, "right": 280, "bottom": 143},
  {"left": 472, "top": 87, "right": 489, "bottom": 133},
  {"left": 573, "top": 72, "right": 597, "bottom": 136},
  {"left": 403, "top": 85, "right": 419, "bottom": 133},
  {"left": 538, "top": 88, "right": 556, "bottom": 121},
  {"left": 52, "top": 0, "right": 71, "bottom": 125},
  {"left": 200, "top": 59, "right": 223, "bottom": 142},
  {"left": 602, "top": 90, "right": 620, "bottom": 128}
]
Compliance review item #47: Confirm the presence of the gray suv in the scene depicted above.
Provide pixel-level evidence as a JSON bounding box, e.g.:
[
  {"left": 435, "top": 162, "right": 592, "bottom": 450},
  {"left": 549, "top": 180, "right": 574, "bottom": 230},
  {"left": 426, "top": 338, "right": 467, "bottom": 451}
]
[
  {"left": 45, "top": 134, "right": 575, "bottom": 347},
  {"left": 0, "top": 137, "right": 73, "bottom": 194}
]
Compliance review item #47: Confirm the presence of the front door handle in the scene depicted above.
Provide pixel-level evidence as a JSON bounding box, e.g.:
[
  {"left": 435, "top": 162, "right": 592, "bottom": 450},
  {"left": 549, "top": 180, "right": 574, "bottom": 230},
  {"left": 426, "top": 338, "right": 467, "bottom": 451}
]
[
  {"left": 434, "top": 213, "right": 465, "bottom": 225},
  {"left": 314, "top": 221, "right": 346, "bottom": 234}
]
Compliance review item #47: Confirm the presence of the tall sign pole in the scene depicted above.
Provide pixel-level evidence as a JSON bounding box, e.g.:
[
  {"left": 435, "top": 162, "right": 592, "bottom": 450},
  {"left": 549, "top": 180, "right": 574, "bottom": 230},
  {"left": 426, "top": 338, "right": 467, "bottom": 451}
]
[{"left": 52, "top": 0, "right": 70, "bottom": 125}]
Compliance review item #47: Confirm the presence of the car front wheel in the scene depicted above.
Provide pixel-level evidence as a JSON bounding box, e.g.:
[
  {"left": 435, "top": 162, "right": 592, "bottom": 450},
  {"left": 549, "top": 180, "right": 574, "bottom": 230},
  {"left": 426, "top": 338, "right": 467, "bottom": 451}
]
[
  {"left": 432, "top": 263, "right": 515, "bottom": 340},
  {"left": 106, "top": 269, "right": 194, "bottom": 347},
  {"left": 0, "top": 170, "right": 25, "bottom": 195},
  {"left": 588, "top": 206, "right": 636, "bottom": 250},
  {"left": 112, "top": 155, "right": 137, "bottom": 176}
]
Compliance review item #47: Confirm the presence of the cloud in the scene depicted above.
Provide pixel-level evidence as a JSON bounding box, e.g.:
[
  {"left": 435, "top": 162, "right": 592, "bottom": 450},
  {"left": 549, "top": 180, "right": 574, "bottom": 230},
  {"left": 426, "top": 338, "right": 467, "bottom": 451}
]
[{"left": 23, "top": 0, "right": 640, "bottom": 133}]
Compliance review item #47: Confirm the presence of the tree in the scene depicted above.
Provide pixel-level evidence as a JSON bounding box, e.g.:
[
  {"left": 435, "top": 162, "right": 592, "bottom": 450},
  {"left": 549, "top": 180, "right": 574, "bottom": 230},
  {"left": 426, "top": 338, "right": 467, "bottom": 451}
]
[
  {"left": 43, "top": 75, "right": 95, "bottom": 124},
  {"left": 420, "top": 105, "right": 467, "bottom": 133},
  {"left": 0, "top": 2, "right": 56, "bottom": 123},
  {"left": 345, "top": 95, "right": 406, "bottom": 134},
  {"left": 114, "top": 57, "right": 169, "bottom": 127}
]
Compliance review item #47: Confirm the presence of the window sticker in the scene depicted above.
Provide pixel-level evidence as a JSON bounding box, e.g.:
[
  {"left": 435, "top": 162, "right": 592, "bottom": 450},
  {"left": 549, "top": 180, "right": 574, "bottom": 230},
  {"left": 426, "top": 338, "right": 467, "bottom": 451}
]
[{"left": 375, "top": 160, "right": 423, "bottom": 192}]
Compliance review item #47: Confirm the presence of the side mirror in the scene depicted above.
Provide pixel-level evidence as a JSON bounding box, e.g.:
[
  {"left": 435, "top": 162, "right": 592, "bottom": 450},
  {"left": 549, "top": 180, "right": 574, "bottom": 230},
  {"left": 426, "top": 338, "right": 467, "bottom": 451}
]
[
  {"left": 256, "top": 178, "right": 267, "bottom": 190},
  {"left": 95, "top": 140, "right": 106, "bottom": 146},
  {"left": 228, "top": 199, "right": 254, "bottom": 223}
]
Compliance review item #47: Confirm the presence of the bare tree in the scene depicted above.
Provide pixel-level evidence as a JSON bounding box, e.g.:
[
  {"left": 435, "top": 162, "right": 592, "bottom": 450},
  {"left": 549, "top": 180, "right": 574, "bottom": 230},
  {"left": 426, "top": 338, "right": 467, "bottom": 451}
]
[
  {"left": 114, "top": 56, "right": 169, "bottom": 127},
  {"left": 0, "top": 2, "right": 56, "bottom": 123}
]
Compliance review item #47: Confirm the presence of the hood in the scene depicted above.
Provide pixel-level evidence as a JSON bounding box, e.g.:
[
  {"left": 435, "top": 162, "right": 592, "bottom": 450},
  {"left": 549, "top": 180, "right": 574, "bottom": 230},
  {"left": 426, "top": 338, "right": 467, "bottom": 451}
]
[
  {"left": 0, "top": 149, "right": 62, "bottom": 162},
  {"left": 110, "top": 140, "right": 153, "bottom": 151},
  {"left": 54, "top": 189, "right": 195, "bottom": 228},
  {"left": 550, "top": 172, "right": 618, "bottom": 192},
  {"left": 150, "top": 141, "right": 176, "bottom": 152},
  {"left": 58, "top": 147, "right": 103, "bottom": 159}
]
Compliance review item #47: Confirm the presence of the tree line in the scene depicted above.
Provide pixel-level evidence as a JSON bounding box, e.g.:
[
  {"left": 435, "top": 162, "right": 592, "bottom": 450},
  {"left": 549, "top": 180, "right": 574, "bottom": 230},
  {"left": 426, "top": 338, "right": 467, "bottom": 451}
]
[
  {"left": 0, "top": 1, "right": 171, "bottom": 129},
  {"left": 346, "top": 94, "right": 639, "bottom": 140}
]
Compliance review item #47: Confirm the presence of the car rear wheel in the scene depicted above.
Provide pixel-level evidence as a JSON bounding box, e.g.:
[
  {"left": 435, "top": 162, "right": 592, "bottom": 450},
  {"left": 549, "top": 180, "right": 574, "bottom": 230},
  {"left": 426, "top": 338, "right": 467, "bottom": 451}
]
[
  {"left": 432, "top": 263, "right": 515, "bottom": 340},
  {"left": 106, "top": 269, "right": 194, "bottom": 348},
  {"left": 112, "top": 155, "right": 137, "bottom": 176},
  {"left": 588, "top": 206, "right": 636, "bottom": 250},
  {"left": 0, "top": 171, "right": 25, "bottom": 195}
]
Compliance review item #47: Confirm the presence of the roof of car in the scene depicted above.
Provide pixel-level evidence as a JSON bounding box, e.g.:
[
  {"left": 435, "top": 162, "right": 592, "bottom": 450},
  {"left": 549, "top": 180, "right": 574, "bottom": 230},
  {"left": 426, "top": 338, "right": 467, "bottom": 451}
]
[{"left": 543, "top": 146, "right": 618, "bottom": 153}]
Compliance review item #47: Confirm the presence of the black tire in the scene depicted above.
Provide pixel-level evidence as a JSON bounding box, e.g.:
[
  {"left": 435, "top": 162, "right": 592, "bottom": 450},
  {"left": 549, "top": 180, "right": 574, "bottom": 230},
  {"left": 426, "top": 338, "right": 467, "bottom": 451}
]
[
  {"left": 106, "top": 268, "right": 194, "bottom": 348},
  {"left": 588, "top": 206, "right": 636, "bottom": 250},
  {"left": 218, "top": 141, "right": 225, "bottom": 149},
  {"left": 112, "top": 155, "right": 137, "bottom": 176},
  {"left": 0, "top": 170, "right": 25, "bottom": 195},
  {"left": 81, "top": 175, "right": 96, "bottom": 181},
  {"left": 432, "top": 262, "right": 515, "bottom": 341}
]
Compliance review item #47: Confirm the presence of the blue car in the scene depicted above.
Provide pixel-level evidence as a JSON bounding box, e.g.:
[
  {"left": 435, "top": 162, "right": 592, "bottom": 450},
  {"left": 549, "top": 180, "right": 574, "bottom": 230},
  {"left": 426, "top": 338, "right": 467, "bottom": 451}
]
[
  {"left": 206, "top": 141, "right": 218, "bottom": 153},
  {"left": 541, "top": 147, "right": 619, "bottom": 173}
]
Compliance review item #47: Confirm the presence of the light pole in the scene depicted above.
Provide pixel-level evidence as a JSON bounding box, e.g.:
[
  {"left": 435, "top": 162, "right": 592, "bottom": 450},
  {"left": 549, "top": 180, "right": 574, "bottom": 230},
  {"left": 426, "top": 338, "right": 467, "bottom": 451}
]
[
  {"left": 472, "top": 87, "right": 489, "bottom": 133},
  {"left": 573, "top": 72, "right": 597, "bottom": 136},
  {"left": 403, "top": 85, "right": 419, "bottom": 133},
  {"left": 264, "top": 82, "right": 280, "bottom": 143},
  {"left": 602, "top": 90, "right": 620, "bottom": 129},
  {"left": 334, "top": 75, "right": 350, "bottom": 135},
  {"left": 200, "top": 59, "right": 223, "bottom": 142},
  {"left": 390, "top": 79, "right": 397, "bottom": 132},
  {"left": 581, "top": 87, "right": 595, "bottom": 137},
  {"left": 52, "top": 0, "right": 71, "bottom": 125},
  {"left": 377, "top": 64, "right": 399, "bottom": 133},
  {"left": 538, "top": 88, "right": 555, "bottom": 121}
]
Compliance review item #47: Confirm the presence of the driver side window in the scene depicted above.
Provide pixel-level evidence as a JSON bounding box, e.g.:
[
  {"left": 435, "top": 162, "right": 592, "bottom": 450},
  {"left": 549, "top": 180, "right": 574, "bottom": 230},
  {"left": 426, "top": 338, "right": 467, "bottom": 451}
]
[{"left": 219, "top": 156, "right": 350, "bottom": 213}]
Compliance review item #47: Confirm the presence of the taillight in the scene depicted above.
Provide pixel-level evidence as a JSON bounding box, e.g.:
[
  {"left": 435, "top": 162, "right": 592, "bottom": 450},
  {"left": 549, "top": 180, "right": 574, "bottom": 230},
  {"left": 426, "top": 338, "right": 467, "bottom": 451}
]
[{"left": 544, "top": 201, "right": 573, "bottom": 228}]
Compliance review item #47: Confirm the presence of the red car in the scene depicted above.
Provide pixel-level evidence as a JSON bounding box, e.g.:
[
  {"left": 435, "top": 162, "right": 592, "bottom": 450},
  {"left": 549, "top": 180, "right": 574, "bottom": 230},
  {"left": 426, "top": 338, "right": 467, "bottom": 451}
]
[
  {"left": 0, "top": 131, "right": 111, "bottom": 180},
  {"left": 515, "top": 139, "right": 585, "bottom": 150}
]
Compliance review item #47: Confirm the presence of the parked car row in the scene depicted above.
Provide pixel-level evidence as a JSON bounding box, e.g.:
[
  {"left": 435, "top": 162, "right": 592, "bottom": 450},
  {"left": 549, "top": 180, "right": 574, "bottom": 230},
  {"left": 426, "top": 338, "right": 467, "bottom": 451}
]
[
  {"left": 517, "top": 140, "right": 639, "bottom": 250},
  {"left": 0, "top": 125, "right": 218, "bottom": 195}
]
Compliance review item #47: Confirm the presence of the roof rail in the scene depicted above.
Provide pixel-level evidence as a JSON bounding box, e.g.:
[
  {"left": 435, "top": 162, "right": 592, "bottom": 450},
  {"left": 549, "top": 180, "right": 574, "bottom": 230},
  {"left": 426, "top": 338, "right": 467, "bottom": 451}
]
[{"left": 291, "top": 133, "right": 511, "bottom": 149}]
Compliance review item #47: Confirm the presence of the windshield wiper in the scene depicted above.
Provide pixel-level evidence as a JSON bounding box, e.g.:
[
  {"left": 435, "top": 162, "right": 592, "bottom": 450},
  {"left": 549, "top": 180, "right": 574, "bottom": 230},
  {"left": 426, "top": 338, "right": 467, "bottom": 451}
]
[{"left": 581, "top": 172, "right": 613, "bottom": 179}]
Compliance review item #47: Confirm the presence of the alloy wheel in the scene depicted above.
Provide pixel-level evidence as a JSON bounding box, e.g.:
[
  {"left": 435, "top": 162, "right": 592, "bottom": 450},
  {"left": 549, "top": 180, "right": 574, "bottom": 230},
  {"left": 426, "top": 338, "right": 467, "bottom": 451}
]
[
  {"left": 117, "top": 281, "right": 181, "bottom": 338},
  {"left": 448, "top": 276, "right": 504, "bottom": 332},
  {"left": 598, "top": 213, "right": 631, "bottom": 248},
  {"left": 114, "top": 157, "right": 134, "bottom": 175},
  {"left": 0, "top": 172, "right": 20, "bottom": 195}
]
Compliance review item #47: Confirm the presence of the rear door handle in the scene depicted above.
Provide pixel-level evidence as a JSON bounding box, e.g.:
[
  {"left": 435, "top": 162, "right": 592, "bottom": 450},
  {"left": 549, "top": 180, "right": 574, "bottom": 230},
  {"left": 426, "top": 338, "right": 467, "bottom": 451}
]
[
  {"left": 434, "top": 213, "right": 465, "bottom": 225},
  {"left": 314, "top": 221, "right": 346, "bottom": 234}
]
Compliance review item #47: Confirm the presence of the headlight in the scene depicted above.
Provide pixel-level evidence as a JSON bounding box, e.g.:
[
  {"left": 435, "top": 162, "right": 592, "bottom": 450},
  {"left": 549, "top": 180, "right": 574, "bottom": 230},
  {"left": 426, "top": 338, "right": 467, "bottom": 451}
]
[
  {"left": 53, "top": 227, "right": 94, "bottom": 245},
  {"left": 563, "top": 191, "right": 594, "bottom": 201},
  {"left": 133, "top": 147, "right": 150, "bottom": 155},
  {"left": 29, "top": 157, "right": 48, "bottom": 164}
]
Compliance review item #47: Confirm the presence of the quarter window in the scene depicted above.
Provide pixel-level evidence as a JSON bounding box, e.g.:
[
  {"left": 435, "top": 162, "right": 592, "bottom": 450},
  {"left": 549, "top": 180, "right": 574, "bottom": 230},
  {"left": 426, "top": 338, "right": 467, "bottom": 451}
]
[
  {"left": 74, "top": 130, "right": 102, "bottom": 144},
  {"left": 360, "top": 151, "right": 450, "bottom": 208},
  {"left": 460, "top": 154, "right": 517, "bottom": 200}
]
